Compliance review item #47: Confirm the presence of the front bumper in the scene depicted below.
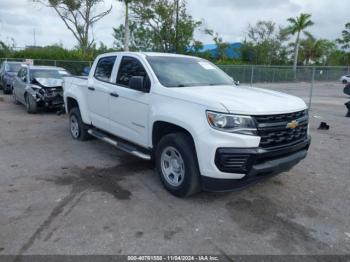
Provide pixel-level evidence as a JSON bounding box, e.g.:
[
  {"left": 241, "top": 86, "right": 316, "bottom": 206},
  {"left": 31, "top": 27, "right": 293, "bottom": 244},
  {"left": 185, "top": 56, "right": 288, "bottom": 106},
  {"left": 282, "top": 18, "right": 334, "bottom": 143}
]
[
  {"left": 37, "top": 94, "right": 64, "bottom": 108},
  {"left": 201, "top": 137, "right": 311, "bottom": 192}
]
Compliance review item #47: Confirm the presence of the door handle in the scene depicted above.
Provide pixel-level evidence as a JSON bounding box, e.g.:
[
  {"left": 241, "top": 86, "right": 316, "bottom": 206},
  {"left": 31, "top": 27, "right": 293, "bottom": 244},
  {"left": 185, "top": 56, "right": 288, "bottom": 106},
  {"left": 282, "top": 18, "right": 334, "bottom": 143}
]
[
  {"left": 88, "top": 87, "right": 95, "bottom": 91},
  {"left": 110, "top": 92, "right": 119, "bottom": 98}
]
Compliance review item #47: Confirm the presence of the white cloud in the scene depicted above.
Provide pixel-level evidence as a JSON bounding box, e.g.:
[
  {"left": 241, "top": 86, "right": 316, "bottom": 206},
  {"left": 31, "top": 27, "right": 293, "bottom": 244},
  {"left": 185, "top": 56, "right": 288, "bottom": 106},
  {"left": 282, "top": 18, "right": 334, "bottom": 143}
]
[{"left": 0, "top": 0, "right": 348, "bottom": 49}]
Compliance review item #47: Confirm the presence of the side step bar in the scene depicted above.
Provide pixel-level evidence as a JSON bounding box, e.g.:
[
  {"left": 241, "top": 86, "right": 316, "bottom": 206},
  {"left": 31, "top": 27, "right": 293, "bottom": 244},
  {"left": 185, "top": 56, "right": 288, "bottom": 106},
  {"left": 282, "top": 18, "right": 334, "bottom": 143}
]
[{"left": 88, "top": 129, "right": 151, "bottom": 160}]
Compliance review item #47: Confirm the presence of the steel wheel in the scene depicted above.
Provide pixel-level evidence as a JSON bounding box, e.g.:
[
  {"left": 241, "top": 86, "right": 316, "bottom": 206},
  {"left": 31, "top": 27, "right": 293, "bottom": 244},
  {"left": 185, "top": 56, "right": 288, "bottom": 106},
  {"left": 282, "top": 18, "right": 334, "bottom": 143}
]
[
  {"left": 70, "top": 114, "right": 80, "bottom": 138},
  {"left": 160, "top": 146, "right": 185, "bottom": 187}
]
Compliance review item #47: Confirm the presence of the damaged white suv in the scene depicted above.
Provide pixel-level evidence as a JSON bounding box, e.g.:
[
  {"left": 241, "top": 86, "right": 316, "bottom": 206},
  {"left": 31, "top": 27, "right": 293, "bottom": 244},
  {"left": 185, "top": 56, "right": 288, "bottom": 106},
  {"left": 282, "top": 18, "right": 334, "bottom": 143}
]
[{"left": 63, "top": 52, "right": 311, "bottom": 197}]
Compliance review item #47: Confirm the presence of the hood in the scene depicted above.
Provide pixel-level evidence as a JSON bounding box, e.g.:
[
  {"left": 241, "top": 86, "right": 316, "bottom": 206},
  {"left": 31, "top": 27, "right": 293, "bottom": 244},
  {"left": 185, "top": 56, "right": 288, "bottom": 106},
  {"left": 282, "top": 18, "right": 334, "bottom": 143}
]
[
  {"left": 32, "top": 78, "right": 63, "bottom": 88},
  {"left": 165, "top": 85, "right": 307, "bottom": 115}
]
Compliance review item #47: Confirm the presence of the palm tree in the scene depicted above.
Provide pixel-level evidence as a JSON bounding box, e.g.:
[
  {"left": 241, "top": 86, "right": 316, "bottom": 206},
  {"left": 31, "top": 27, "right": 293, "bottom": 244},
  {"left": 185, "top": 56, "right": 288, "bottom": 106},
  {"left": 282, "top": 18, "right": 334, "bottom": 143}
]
[{"left": 286, "top": 13, "right": 314, "bottom": 73}]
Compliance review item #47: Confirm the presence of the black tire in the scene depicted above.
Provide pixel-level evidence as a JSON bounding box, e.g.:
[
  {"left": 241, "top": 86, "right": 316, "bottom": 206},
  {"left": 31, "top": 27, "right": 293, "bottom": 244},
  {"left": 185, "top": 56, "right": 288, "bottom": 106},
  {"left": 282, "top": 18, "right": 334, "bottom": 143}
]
[
  {"left": 155, "top": 132, "right": 201, "bottom": 197},
  {"left": 69, "top": 107, "right": 90, "bottom": 141},
  {"left": 344, "top": 85, "right": 350, "bottom": 96},
  {"left": 25, "top": 94, "right": 37, "bottom": 114},
  {"left": 342, "top": 79, "right": 347, "bottom": 84},
  {"left": 4, "top": 87, "right": 12, "bottom": 95}
]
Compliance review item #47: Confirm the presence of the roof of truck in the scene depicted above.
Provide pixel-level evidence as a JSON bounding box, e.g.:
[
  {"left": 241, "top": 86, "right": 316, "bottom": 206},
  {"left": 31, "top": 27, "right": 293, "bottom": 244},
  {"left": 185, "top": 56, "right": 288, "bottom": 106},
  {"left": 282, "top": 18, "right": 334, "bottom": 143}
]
[{"left": 98, "top": 52, "right": 195, "bottom": 59}]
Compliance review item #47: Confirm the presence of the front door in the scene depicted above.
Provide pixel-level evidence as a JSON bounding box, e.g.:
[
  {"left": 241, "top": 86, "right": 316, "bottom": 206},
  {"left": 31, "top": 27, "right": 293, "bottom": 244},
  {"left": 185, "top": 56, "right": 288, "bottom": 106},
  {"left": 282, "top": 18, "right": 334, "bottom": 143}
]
[{"left": 109, "top": 56, "right": 151, "bottom": 147}]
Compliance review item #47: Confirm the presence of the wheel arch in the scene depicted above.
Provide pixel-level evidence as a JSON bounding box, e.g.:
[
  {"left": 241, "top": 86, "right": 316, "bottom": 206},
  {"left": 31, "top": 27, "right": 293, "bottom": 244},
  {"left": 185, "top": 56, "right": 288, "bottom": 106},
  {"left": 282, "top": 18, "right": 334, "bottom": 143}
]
[
  {"left": 66, "top": 96, "right": 79, "bottom": 113},
  {"left": 152, "top": 121, "right": 196, "bottom": 150}
]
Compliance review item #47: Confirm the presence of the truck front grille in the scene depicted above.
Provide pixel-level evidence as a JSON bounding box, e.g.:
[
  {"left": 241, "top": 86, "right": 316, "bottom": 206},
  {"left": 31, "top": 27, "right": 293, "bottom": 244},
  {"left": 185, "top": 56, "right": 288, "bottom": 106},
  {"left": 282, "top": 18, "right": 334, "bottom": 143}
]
[
  {"left": 254, "top": 110, "right": 307, "bottom": 123},
  {"left": 254, "top": 110, "right": 308, "bottom": 149}
]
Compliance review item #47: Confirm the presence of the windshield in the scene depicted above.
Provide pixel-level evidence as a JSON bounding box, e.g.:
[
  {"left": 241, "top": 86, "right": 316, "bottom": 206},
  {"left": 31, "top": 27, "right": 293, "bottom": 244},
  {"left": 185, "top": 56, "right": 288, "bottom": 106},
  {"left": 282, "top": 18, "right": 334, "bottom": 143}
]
[
  {"left": 30, "top": 69, "right": 64, "bottom": 81},
  {"left": 146, "top": 56, "right": 234, "bottom": 87},
  {"left": 5, "top": 63, "right": 22, "bottom": 72}
]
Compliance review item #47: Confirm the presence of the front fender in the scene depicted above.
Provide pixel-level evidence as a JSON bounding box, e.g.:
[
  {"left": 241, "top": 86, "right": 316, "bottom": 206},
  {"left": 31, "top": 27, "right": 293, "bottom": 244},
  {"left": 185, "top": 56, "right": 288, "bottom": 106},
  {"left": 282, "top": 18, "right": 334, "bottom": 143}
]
[{"left": 149, "top": 95, "right": 209, "bottom": 152}]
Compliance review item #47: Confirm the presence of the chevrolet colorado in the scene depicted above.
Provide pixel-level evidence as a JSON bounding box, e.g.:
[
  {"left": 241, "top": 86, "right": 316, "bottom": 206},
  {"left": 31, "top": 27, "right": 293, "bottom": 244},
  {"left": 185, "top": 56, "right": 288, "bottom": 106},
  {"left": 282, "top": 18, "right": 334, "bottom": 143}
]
[{"left": 63, "top": 52, "right": 311, "bottom": 197}]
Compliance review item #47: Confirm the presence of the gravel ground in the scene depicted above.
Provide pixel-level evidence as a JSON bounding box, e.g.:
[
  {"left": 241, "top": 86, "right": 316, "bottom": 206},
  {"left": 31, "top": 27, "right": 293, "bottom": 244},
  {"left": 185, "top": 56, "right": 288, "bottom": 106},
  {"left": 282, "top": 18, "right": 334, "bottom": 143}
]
[{"left": 0, "top": 81, "right": 349, "bottom": 255}]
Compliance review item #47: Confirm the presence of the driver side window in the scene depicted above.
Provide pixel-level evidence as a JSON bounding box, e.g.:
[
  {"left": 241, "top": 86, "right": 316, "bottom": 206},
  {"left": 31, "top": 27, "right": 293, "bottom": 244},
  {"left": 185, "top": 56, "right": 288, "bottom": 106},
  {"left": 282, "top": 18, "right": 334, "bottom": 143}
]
[{"left": 116, "top": 56, "right": 150, "bottom": 90}]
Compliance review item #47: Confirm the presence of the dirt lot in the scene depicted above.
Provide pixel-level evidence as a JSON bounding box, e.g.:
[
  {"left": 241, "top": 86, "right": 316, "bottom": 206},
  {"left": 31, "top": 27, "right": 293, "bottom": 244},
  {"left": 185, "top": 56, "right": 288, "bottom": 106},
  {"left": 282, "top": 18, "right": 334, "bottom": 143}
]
[{"left": 0, "top": 82, "right": 349, "bottom": 255}]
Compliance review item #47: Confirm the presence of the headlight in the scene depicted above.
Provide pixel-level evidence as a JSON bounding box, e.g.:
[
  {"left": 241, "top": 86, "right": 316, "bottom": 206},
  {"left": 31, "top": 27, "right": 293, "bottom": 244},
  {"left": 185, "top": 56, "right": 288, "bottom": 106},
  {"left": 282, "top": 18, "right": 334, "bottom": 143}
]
[{"left": 206, "top": 111, "right": 257, "bottom": 135}]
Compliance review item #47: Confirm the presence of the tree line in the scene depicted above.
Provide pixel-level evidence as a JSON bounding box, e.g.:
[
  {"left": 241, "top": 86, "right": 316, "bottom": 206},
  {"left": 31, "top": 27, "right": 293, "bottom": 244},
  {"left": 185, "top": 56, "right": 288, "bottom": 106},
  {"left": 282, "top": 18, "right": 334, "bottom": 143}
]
[{"left": 0, "top": 0, "right": 349, "bottom": 67}]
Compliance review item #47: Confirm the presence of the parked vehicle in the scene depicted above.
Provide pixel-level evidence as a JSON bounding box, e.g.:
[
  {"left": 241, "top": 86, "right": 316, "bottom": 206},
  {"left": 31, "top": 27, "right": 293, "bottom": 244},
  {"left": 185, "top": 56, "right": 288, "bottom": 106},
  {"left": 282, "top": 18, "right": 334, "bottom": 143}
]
[
  {"left": 0, "top": 61, "right": 23, "bottom": 94},
  {"left": 13, "top": 65, "right": 70, "bottom": 113},
  {"left": 63, "top": 52, "right": 311, "bottom": 197},
  {"left": 344, "top": 83, "right": 350, "bottom": 96},
  {"left": 340, "top": 75, "right": 350, "bottom": 84}
]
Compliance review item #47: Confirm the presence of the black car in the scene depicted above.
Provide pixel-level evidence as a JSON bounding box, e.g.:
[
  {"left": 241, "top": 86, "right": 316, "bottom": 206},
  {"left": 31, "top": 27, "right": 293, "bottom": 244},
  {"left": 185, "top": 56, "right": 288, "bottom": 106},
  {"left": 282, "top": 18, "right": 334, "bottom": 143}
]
[{"left": 0, "top": 61, "right": 22, "bottom": 94}]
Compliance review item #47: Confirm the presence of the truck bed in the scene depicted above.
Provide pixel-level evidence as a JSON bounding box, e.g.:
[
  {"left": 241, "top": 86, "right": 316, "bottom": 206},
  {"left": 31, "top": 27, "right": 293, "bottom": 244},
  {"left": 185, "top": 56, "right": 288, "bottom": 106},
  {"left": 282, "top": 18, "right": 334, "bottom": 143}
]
[{"left": 63, "top": 75, "right": 88, "bottom": 90}]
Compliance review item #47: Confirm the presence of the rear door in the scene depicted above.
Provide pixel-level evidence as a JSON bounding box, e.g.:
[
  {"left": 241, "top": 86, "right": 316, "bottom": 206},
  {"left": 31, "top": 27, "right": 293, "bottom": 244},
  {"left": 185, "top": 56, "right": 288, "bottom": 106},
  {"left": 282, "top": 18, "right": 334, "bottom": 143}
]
[
  {"left": 86, "top": 56, "right": 116, "bottom": 132},
  {"left": 108, "top": 55, "right": 151, "bottom": 147}
]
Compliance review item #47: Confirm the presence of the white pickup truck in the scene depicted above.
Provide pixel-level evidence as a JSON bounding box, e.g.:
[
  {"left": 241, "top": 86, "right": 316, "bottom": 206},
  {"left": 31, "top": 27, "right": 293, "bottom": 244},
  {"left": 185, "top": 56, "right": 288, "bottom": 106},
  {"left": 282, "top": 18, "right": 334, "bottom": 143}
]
[{"left": 63, "top": 52, "right": 311, "bottom": 197}]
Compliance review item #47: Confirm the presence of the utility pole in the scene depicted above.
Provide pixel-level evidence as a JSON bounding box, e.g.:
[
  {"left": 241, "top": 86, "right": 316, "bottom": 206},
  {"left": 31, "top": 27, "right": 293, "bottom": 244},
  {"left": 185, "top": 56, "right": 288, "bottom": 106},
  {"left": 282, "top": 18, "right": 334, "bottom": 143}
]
[
  {"left": 33, "top": 29, "right": 36, "bottom": 47},
  {"left": 119, "top": 0, "right": 130, "bottom": 52},
  {"left": 124, "top": 0, "right": 130, "bottom": 52},
  {"left": 175, "top": 0, "right": 179, "bottom": 53}
]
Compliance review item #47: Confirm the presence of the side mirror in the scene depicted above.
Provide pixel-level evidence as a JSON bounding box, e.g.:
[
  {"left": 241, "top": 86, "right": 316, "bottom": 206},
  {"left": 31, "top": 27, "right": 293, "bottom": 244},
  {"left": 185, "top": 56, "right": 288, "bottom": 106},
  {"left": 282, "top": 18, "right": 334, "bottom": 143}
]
[
  {"left": 82, "top": 66, "right": 91, "bottom": 76},
  {"left": 129, "top": 76, "right": 147, "bottom": 92}
]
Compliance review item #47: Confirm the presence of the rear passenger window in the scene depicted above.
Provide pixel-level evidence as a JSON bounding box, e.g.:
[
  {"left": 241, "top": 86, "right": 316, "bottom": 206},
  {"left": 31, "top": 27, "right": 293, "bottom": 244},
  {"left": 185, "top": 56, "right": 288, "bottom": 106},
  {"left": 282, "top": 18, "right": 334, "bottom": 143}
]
[
  {"left": 94, "top": 56, "right": 116, "bottom": 82},
  {"left": 117, "top": 56, "right": 147, "bottom": 87}
]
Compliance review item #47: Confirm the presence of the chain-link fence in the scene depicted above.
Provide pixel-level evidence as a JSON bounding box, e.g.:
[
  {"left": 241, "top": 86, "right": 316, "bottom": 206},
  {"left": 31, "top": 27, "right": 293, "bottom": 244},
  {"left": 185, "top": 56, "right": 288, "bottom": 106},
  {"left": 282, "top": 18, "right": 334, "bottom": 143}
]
[
  {"left": 219, "top": 65, "right": 350, "bottom": 84},
  {"left": 1, "top": 58, "right": 349, "bottom": 83},
  {"left": 0, "top": 58, "right": 91, "bottom": 75}
]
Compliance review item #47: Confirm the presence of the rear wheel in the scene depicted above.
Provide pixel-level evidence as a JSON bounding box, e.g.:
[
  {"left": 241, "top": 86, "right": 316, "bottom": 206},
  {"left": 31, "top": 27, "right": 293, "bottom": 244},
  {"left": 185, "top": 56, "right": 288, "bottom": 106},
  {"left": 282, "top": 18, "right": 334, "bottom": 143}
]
[
  {"left": 25, "top": 94, "right": 37, "bottom": 114},
  {"left": 155, "top": 133, "right": 201, "bottom": 197},
  {"left": 69, "top": 107, "right": 90, "bottom": 141}
]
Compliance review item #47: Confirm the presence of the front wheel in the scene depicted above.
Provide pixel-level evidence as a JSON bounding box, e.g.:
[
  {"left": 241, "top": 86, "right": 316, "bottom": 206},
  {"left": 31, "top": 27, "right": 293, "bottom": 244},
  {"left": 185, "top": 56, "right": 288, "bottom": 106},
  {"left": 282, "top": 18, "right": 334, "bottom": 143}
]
[
  {"left": 155, "top": 133, "right": 201, "bottom": 197},
  {"left": 25, "top": 94, "right": 37, "bottom": 114}
]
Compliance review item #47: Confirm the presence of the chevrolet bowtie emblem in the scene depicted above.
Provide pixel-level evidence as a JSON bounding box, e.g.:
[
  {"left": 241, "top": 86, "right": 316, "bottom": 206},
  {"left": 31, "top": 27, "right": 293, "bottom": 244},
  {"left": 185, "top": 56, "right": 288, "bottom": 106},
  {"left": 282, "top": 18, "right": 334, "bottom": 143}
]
[{"left": 287, "top": 120, "right": 299, "bottom": 129}]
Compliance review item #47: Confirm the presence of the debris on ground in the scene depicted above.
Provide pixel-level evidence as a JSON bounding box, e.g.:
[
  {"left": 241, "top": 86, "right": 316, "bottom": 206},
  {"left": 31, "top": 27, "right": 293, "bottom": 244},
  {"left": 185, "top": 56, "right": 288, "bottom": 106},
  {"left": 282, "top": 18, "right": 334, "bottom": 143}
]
[{"left": 318, "top": 122, "right": 330, "bottom": 130}]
